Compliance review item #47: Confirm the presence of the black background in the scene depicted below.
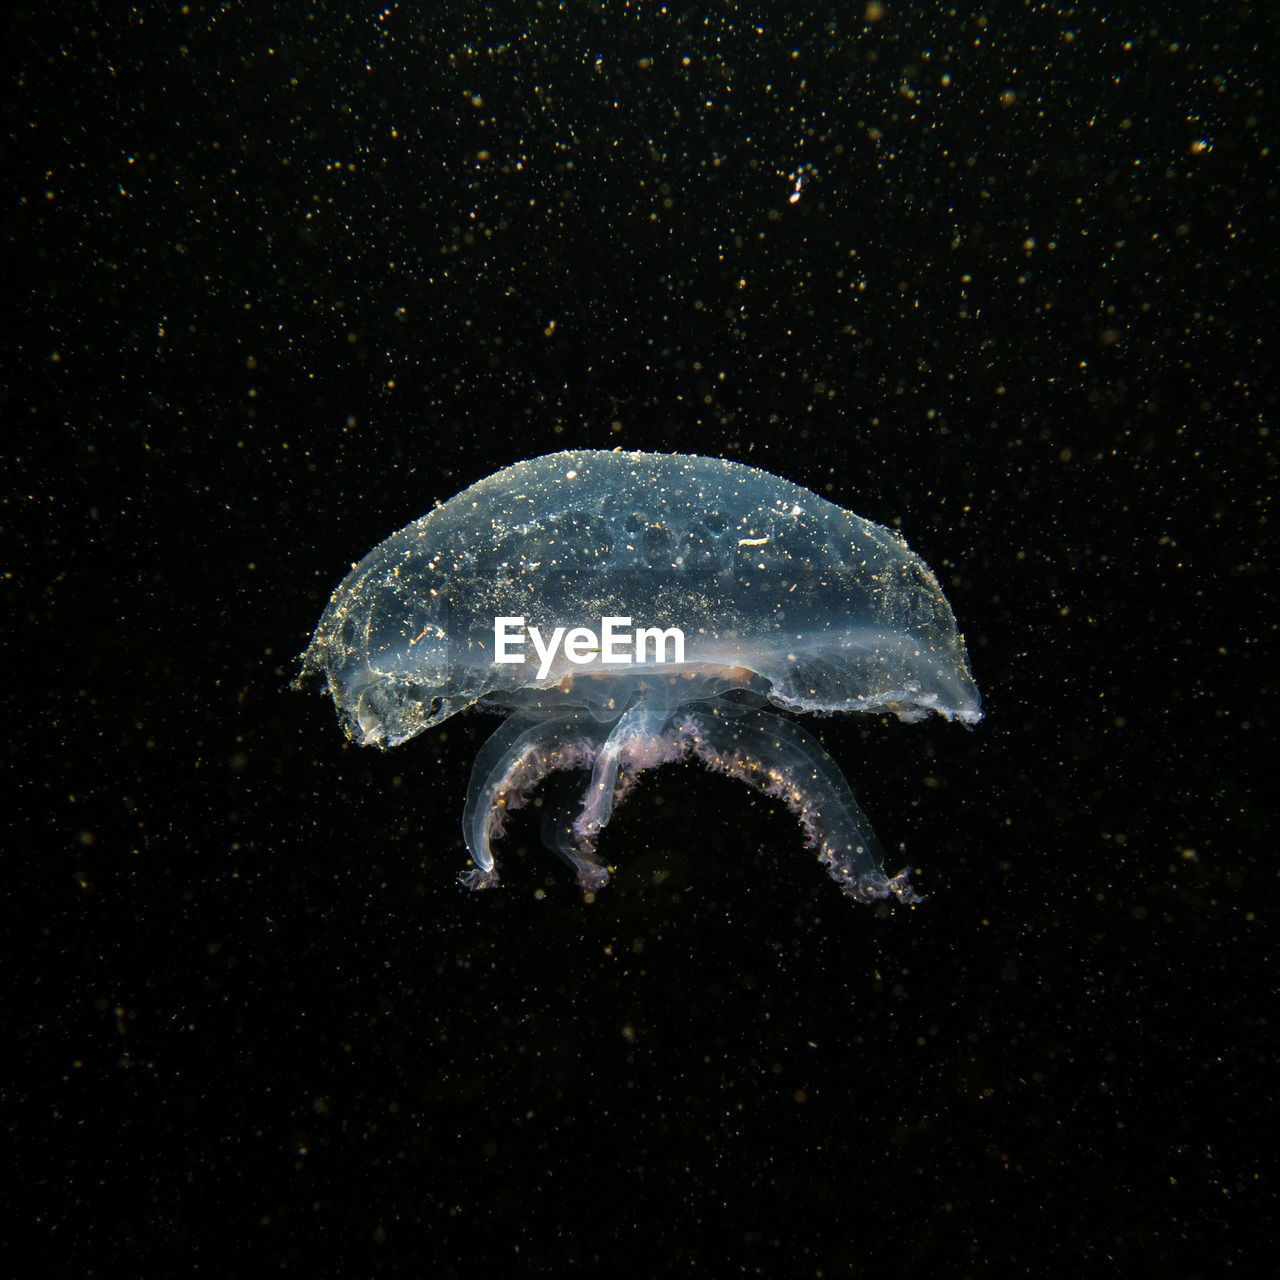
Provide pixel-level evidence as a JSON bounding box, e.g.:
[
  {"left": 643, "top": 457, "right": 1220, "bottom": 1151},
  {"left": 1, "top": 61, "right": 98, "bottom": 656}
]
[{"left": 7, "top": 3, "right": 1273, "bottom": 1275}]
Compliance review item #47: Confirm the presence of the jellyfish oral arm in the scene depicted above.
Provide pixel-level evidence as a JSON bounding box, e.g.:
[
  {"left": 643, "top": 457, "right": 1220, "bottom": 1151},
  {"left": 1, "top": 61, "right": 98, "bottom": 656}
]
[
  {"left": 458, "top": 711, "right": 605, "bottom": 890},
  {"left": 681, "top": 708, "right": 920, "bottom": 904},
  {"left": 458, "top": 701, "right": 686, "bottom": 894},
  {"left": 573, "top": 700, "right": 690, "bottom": 847},
  {"left": 459, "top": 700, "right": 919, "bottom": 906}
]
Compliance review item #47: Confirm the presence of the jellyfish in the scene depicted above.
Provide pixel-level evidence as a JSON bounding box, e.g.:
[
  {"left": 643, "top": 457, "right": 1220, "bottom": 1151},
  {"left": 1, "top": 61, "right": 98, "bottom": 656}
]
[{"left": 296, "top": 450, "right": 981, "bottom": 904}]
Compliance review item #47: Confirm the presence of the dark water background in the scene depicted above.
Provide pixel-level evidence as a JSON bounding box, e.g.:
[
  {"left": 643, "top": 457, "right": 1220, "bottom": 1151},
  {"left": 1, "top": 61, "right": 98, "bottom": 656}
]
[{"left": 7, "top": 4, "right": 1273, "bottom": 1275}]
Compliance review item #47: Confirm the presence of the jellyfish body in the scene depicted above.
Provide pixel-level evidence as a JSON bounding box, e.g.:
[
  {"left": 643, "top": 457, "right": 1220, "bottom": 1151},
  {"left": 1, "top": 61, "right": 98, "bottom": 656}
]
[{"left": 298, "top": 450, "right": 981, "bottom": 903}]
